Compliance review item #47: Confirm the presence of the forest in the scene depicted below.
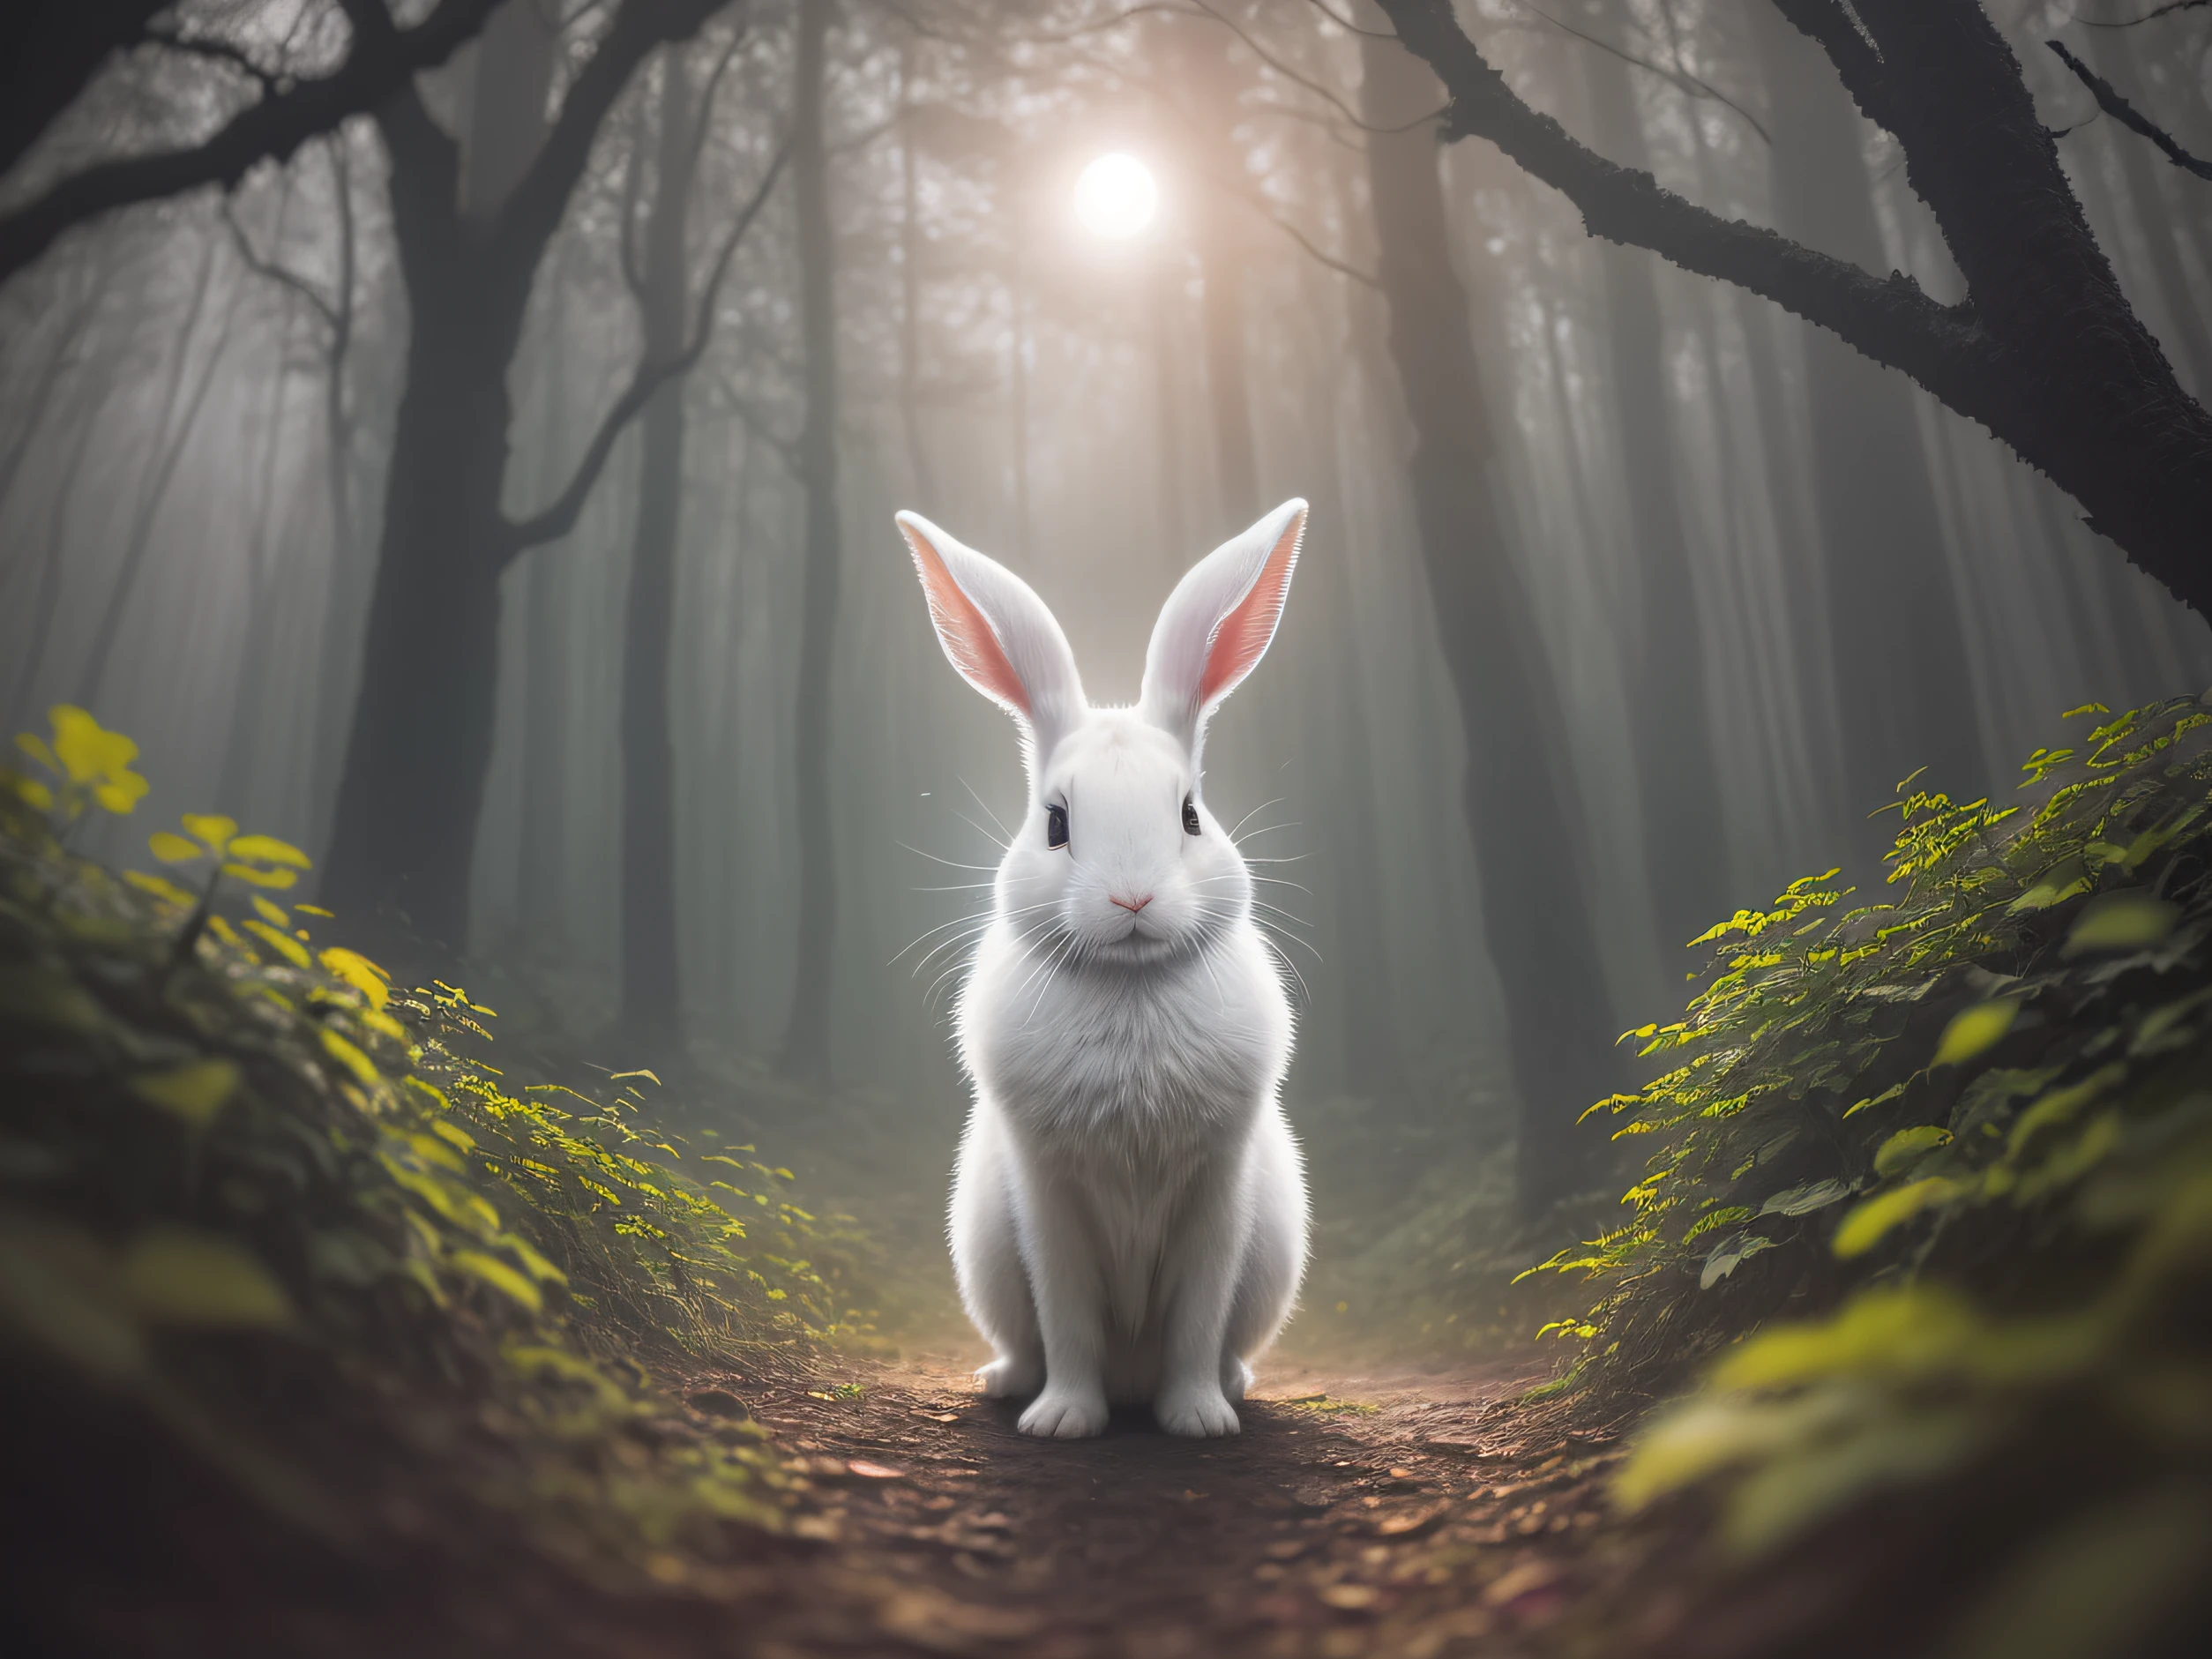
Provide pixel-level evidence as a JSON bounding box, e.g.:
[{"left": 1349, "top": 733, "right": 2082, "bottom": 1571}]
[{"left": 2, "top": 1, "right": 2209, "bottom": 1654}]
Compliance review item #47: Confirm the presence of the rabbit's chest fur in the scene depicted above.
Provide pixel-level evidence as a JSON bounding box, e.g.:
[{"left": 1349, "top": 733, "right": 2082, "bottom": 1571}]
[{"left": 961, "top": 923, "right": 1289, "bottom": 1169}]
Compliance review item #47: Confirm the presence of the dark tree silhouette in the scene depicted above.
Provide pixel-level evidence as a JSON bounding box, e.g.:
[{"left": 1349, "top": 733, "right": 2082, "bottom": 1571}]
[
  {"left": 1358, "top": 11, "right": 1621, "bottom": 1214},
  {"left": 1371, "top": 0, "right": 2212, "bottom": 618},
  {"left": 777, "top": 0, "right": 843, "bottom": 1079},
  {"left": 0, "top": 0, "right": 504, "bottom": 287},
  {"left": 322, "top": 0, "right": 779, "bottom": 952}
]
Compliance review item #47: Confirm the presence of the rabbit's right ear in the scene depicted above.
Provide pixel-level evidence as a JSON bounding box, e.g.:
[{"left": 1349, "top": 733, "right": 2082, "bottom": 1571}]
[{"left": 898, "top": 512, "right": 1086, "bottom": 761}]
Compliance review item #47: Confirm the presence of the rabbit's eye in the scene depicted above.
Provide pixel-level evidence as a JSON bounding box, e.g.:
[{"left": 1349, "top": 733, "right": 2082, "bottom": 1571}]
[
  {"left": 1046, "top": 803, "right": 1070, "bottom": 850},
  {"left": 1182, "top": 795, "right": 1201, "bottom": 837}
]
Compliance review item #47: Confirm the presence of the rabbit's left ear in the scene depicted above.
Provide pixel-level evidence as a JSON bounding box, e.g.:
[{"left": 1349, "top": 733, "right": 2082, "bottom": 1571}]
[{"left": 1140, "top": 499, "right": 1306, "bottom": 759}]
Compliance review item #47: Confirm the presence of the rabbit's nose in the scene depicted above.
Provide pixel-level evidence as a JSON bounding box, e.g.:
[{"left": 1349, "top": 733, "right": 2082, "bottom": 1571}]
[{"left": 1109, "top": 893, "right": 1153, "bottom": 914}]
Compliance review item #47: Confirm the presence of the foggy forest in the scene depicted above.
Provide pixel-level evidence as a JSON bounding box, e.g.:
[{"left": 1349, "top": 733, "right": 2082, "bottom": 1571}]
[{"left": 3, "top": 1, "right": 2210, "bottom": 1654}]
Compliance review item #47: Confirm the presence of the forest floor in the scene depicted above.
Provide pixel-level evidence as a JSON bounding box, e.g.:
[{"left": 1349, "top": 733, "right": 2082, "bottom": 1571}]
[{"left": 697, "top": 1345, "right": 1637, "bottom": 1659}]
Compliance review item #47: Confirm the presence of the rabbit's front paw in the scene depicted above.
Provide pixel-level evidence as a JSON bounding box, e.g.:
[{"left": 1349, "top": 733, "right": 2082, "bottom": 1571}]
[
  {"left": 976, "top": 1355, "right": 1042, "bottom": 1399},
  {"left": 1018, "top": 1388, "right": 1108, "bottom": 1439},
  {"left": 1157, "top": 1385, "right": 1241, "bottom": 1438}
]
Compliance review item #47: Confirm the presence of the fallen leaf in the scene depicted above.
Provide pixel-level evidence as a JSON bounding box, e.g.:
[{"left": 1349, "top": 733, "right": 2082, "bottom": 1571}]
[{"left": 1377, "top": 1506, "right": 1446, "bottom": 1537}]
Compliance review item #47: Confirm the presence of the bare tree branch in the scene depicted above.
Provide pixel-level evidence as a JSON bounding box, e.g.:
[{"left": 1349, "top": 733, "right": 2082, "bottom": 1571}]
[
  {"left": 2048, "top": 38, "right": 2212, "bottom": 179},
  {"left": 1368, "top": 0, "right": 1977, "bottom": 393},
  {"left": 223, "top": 198, "right": 342, "bottom": 332},
  {"left": 497, "top": 131, "right": 793, "bottom": 560},
  {"left": 0, "top": 0, "right": 504, "bottom": 288},
  {"left": 489, "top": 0, "right": 732, "bottom": 300},
  {"left": 2076, "top": 0, "right": 2209, "bottom": 24}
]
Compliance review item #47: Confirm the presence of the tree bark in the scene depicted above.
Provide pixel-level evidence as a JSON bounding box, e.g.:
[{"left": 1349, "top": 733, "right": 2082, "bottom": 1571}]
[
  {"left": 1370, "top": 0, "right": 2212, "bottom": 620},
  {"left": 777, "top": 0, "right": 842, "bottom": 1079},
  {"left": 618, "top": 47, "right": 699, "bottom": 1060},
  {"left": 1576, "top": 37, "right": 1730, "bottom": 955},
  {"left": 1358, "top": 18, "right": 1621, "bottom": 1213},
  {"left": 319, "top": 0, "right": 722, "bottom": 953}
]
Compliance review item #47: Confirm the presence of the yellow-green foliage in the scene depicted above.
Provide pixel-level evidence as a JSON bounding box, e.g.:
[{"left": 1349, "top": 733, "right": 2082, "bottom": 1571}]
[
  {"left": 0, "top": 709, "right": 832, "bottom": 1580},
  {"left": 1536, "top": 697, "right": 2212, "bottom": 1383},
  {"left": 1540, "top": 699, "right": 2212, "bottom": 1656}
]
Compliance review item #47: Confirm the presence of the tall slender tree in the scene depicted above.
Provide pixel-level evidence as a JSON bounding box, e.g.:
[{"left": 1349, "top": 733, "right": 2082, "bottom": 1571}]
[
  {"left": 319, "top": 0, "right": 746, "bottom": 952},
  {"left": 1576, "top": 31, "right": 1730, "bottom": 954},
  {"left": 618, "top": 42, "right": 714, "bottom": 1057},
  {"left": 777, "top": 0, "right": 843, "bottom": 1078},
  {"left": 1358, "top": 14, "right": 1621, "bottom": 1212}
]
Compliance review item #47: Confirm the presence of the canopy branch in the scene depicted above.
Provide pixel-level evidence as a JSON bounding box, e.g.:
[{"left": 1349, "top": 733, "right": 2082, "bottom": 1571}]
[
  {"left": 495, "top": 131, "right": 792, "bottom": 563},
  {"left": 0, "top": 0, "right": 502, "bottom": 287},
  {"left": 1367, "top": 0, "right": 1979, "bottom": 399},
  {"left": 2047, "top": 39, "right": 2212, "bottom": 180}
]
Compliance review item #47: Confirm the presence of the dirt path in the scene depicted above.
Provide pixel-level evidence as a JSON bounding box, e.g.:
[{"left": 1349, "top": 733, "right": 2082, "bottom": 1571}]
[{"left": 694, "top": 1349, "right": 1634, "bottom": 1658}]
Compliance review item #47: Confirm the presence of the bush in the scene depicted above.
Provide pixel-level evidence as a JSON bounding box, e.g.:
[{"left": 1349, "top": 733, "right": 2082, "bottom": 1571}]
[{"left": 0, "top": 707, "right": 833, "bottom": 1601}]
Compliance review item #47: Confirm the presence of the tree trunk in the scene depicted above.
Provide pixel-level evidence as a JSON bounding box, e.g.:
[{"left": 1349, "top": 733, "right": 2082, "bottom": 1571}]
[
  {"left": 320, "top": 262, "right": 516, "bottom": 950},
  {"left": 1358, "top": 19, "right": 1621, "bottom": 1214},
  {"left": 320, "top": 0, "right": 713, "bottom": 953},
  {"left": 1578, "top": 38, "right": 1730, "bottom": 959},
  {"left": 1748, "top": 5, "right": 1984, "bottom": 836},
  {"left": 618, "top": 46, "right": 697, "bottom": 1060},
  {"left": 320, "top": 4, "right": 552, "bottom": 951},
  {"left": 777, "top": 0, "right": 842, "bottom": 1079}
]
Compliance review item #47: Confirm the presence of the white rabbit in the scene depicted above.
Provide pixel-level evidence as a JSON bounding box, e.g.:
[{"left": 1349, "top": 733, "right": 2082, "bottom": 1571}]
[{"left": 896, "top": 498, "right": 1312, "bottom": 1439}]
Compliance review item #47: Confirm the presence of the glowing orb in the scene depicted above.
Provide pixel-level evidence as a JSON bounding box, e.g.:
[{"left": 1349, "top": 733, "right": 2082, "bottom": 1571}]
[{"left": 1072, "top": 153, "right": 1158, "bottom": 240}]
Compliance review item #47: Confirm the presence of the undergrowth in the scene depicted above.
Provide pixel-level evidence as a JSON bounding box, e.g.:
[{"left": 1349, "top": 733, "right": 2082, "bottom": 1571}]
[
  {"left": 1539, "top": 697, "right": 2212, "bottom": 1655},
  {"left": 0, "top": 707, "right": 842, "bottom": 1612}
]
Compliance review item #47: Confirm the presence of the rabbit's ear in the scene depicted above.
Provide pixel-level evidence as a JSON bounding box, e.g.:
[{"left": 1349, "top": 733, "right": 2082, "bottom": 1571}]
[
  {"left": 1140, "top": 498, "right": 1307, "bottom": 756},
  {"left": 898, "top": 511, "right": 1086, "bottom": 756}
]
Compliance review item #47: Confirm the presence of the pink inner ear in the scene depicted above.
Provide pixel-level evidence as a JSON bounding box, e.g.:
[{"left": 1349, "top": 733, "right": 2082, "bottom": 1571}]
[
  {"left": 902, "top": 523, "right": 1031, "bottom": 716},
  {"left": 1198, "top": 512, "right": 1303, "bottom": 707}
]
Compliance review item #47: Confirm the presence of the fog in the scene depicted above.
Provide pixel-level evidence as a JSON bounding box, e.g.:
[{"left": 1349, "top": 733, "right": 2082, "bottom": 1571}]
[{"left": 4, "top": 0, "right": 2208, "bottom": 1244}]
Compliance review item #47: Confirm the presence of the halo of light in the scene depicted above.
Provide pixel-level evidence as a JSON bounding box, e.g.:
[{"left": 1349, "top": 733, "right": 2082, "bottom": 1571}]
[{"left": 1072, "top": 153, "right": 1158, "bottom": 239}]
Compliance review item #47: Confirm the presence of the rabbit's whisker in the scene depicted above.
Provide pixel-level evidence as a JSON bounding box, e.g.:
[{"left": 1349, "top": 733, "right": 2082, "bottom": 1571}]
[
  {"left": 951, "top": 809, "right": 1013, "bottom": 853},
  {"left": 1255, "top": 929, "right": 1314, "bottom": 1005},
  {"left": 891, "top": 900, "right": 1057, "bottom": 968},
  {"left": 898, "top": 842, "right": 1002, "bottom": 873},
  {"left": 1225, "top": 797, "right": 1287, "bottom": 840},
  {"left": 959, "top": 775, "right": 1017, "bottom": 844}
]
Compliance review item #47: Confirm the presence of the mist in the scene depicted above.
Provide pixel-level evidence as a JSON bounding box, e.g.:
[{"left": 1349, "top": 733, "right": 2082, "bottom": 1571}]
[{"left": 5, "top": 3, "right": 2212, "bottom": 1653}]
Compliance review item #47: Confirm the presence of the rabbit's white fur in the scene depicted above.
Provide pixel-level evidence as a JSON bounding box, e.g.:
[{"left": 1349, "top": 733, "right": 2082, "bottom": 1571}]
[{"left": 897, "top": 499, "right": 1312, "bottom": 1439}]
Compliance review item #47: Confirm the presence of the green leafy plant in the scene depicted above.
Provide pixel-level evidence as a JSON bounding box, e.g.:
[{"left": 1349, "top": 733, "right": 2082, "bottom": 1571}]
[
  {"left": 1535, "top": 696, "right": 2212, "bottom": 1391},
  {"left": 8, "top": 704, "right": 147, "bottom": 824},
  {"left": 0, "top": 712, "right": 836, "bottom": 1587},
  {"left": 1527, "top": 698, "right": 2212, "bottom": 1658}
]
